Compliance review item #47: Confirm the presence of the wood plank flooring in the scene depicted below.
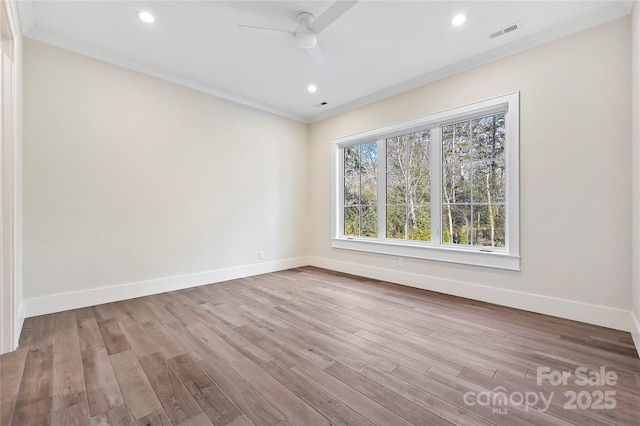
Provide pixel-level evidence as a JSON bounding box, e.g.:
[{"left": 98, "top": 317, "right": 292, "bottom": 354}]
[{"left": 2, "top": 266, "right": 639, "bottom": 425}]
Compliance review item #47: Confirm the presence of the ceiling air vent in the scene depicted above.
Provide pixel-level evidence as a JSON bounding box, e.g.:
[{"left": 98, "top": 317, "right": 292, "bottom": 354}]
[
  {"left": 488, "top": 22, "right": 522, "bottom": 39},
  {"left": 313, "top": 102, "right": 328, "bottom": 108}
]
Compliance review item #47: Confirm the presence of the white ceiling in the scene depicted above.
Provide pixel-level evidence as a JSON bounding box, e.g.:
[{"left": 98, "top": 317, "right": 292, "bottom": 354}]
[{"left": 18, "top": 1, "right": 633, "bottom": 123}]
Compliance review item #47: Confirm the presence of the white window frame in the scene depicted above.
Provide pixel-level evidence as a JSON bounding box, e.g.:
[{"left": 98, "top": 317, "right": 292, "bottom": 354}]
[{"left": 331, "top": 92, "right": 520, "bottom": 271}]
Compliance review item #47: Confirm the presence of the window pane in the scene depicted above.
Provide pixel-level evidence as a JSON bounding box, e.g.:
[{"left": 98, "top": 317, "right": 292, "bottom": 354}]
[
  {"left": 361, "top": 173, "right": 377, "bottom": 205},
  {"left": 360, "top": 142, "right": 378, "bottom": 174},
  {"left": 472, "top": 114, "right": 505, "bottom": 160},
  {"left": 472, "top": 204, "right": 506, "bottom": 247},
  {"left": 386, "top": 130, "right": 431, "bottom": 242},
  {"left": 342, "top": 141, "right": 378, "bottom": 237},
  {"left": 442, "top": 204, "right": 471, "bottom": 245},
  {"left": 408, "top": 167, "right": 430, "bottom": 205},
  {"left": 386, "top": 204, "right": 406, "bottom": 239},
  {"left": 443, "top": 121, "right": 471, "bottom": 158},
  {"left": 361, "top": 206, "right": 378, "bottom": 237},
  {"left": 344, "top": 174, "right": 360, "bottom": 205},
  {"left": 344, "top": 206, "right": 359, "bottom": 236},
  {"left": 344, "top": 145, "right": 360, "bottom": 177},
  {"left": 472, "top": 160, "right": 505, "bottom": 204},
  {"left": 408, "top": 205, "right": 430, "bottom": 241},
  {"left": 442, "top": 160, "right": 471, "bottom": 204},
  {"left": 386, "top": 135, "right": 406, "bottom": 171},
  {"left": 407, "top": 131, "right": 430, "bottom": 169},
  {"left": 442, "top": 113, "right": 506, "bottom": 247},
  {"left": 386, "top": 171, "right": 406, "bottom": 204}
]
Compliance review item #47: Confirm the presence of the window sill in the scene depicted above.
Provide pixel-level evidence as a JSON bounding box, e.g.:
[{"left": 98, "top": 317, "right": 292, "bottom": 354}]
[{"left": 331, "top": 238, "right": 520, "bottom": 271}]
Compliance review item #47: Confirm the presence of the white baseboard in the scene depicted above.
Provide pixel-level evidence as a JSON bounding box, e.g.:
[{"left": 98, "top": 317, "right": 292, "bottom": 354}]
[
  {"left": 24, "top": 256, "right": 309, "bottom": 317},
  {"left": 23, "top": 255, "right": 636, "bottom": 338},
  {"left": 632, "top": 312, "right": 640, "bottom": 357},
  {"left": 308, "top": 256, "right": 633, "bottom": 332}
]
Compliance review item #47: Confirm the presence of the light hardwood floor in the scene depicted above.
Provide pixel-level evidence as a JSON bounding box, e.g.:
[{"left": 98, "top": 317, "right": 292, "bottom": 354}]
[{"left": 1, "top": 266, "right": 639, "bottom": 425}]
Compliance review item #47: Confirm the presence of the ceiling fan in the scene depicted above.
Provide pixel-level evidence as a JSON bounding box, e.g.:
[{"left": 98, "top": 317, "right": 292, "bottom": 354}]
[{"left": 238, "top": 0, "right": 357, "bottom": 50}]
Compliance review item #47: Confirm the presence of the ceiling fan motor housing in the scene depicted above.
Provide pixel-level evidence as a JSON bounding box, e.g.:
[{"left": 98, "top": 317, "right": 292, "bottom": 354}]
[
  {"left": 297, "top": 12, "right": 314, "bottom": 26},
  {"left": 295, "top": 12, "right": 317, "bottom": 49}
]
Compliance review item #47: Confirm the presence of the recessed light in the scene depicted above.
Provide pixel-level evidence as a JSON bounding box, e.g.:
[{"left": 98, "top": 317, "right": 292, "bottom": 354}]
[
  {"left": 308, "top": 85, "right": 317, "bottom": 93},
  {"left": 137, "top": 11, "right": 155, "bottom": 24},
  {"left": 452, "top": 14, "right": 466, "bottom": 26}
]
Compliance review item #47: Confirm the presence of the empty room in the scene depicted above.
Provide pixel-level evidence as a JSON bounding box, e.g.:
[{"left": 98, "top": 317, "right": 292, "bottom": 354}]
[{"left": 1, "top": 0, "right": 640, "bottom": 425}]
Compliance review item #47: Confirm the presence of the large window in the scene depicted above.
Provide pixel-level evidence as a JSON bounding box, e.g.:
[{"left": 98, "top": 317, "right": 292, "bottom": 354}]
[{"left": 332, "top": 93, "right": 519, "bottom": 270}]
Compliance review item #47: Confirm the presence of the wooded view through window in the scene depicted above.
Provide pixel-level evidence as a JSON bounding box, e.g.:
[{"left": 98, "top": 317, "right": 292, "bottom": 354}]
[
  {"left": 344, "top": 142, "right": 378, "bottom": 237},
  {"left": 343, "top": 113, "right": 506, "bottom": 248},
  {"left": 386, "top": 131, "right": 431, "bottom": 241},
  {"left": 442, "top": 113, "right": 505, "bottom": 247}
]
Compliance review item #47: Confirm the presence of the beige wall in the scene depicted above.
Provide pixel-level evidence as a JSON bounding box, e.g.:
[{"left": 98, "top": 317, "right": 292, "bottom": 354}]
[
  {"left": 631, "top": 2, "right": 640, "bottom": 346},
  {"left": 308, "top": 18, "right": 632, "bottom": 317},
  {"left": 23, "top": 39, "right": 308, "bottom": 299}
]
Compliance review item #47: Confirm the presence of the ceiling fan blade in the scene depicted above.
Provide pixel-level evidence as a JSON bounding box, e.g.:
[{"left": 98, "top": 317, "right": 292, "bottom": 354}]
[
  {"left": 237, "top": 24, "right": 294, "bottom": 35},
  {"left": 307, "top": 44, "right": 327, "bottom": 68},
  {"left": 309, "top": 0, "right": 357, "bottom": 34}
]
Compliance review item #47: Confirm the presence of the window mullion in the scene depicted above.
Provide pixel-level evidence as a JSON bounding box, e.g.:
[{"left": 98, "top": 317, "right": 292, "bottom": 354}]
[
  {"left": 404, "top": 139, "right": 409, "bottom": 240},
  {"left": 377, "top": 138, "right": 386, "bottom": 240},
  {"left": 431, "top": 126, "right": 442, "bottom": 246},
  {"left": 358, "top": 146, "right": 363, "bottom": 237},
  {"left": 468, "top": 120, "right": 475, "bottom": 246},
  {"left": 338, "top": 145, "right": 345, "bottom": 237}
]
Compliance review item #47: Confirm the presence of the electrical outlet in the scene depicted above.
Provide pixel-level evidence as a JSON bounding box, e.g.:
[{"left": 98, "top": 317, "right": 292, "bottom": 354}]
[
  {"left": 398, "top": 257, "right": 404, "bottom": 267},
  {"left": 258, "top": 250, "right": 264, "bottom": 260}
]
